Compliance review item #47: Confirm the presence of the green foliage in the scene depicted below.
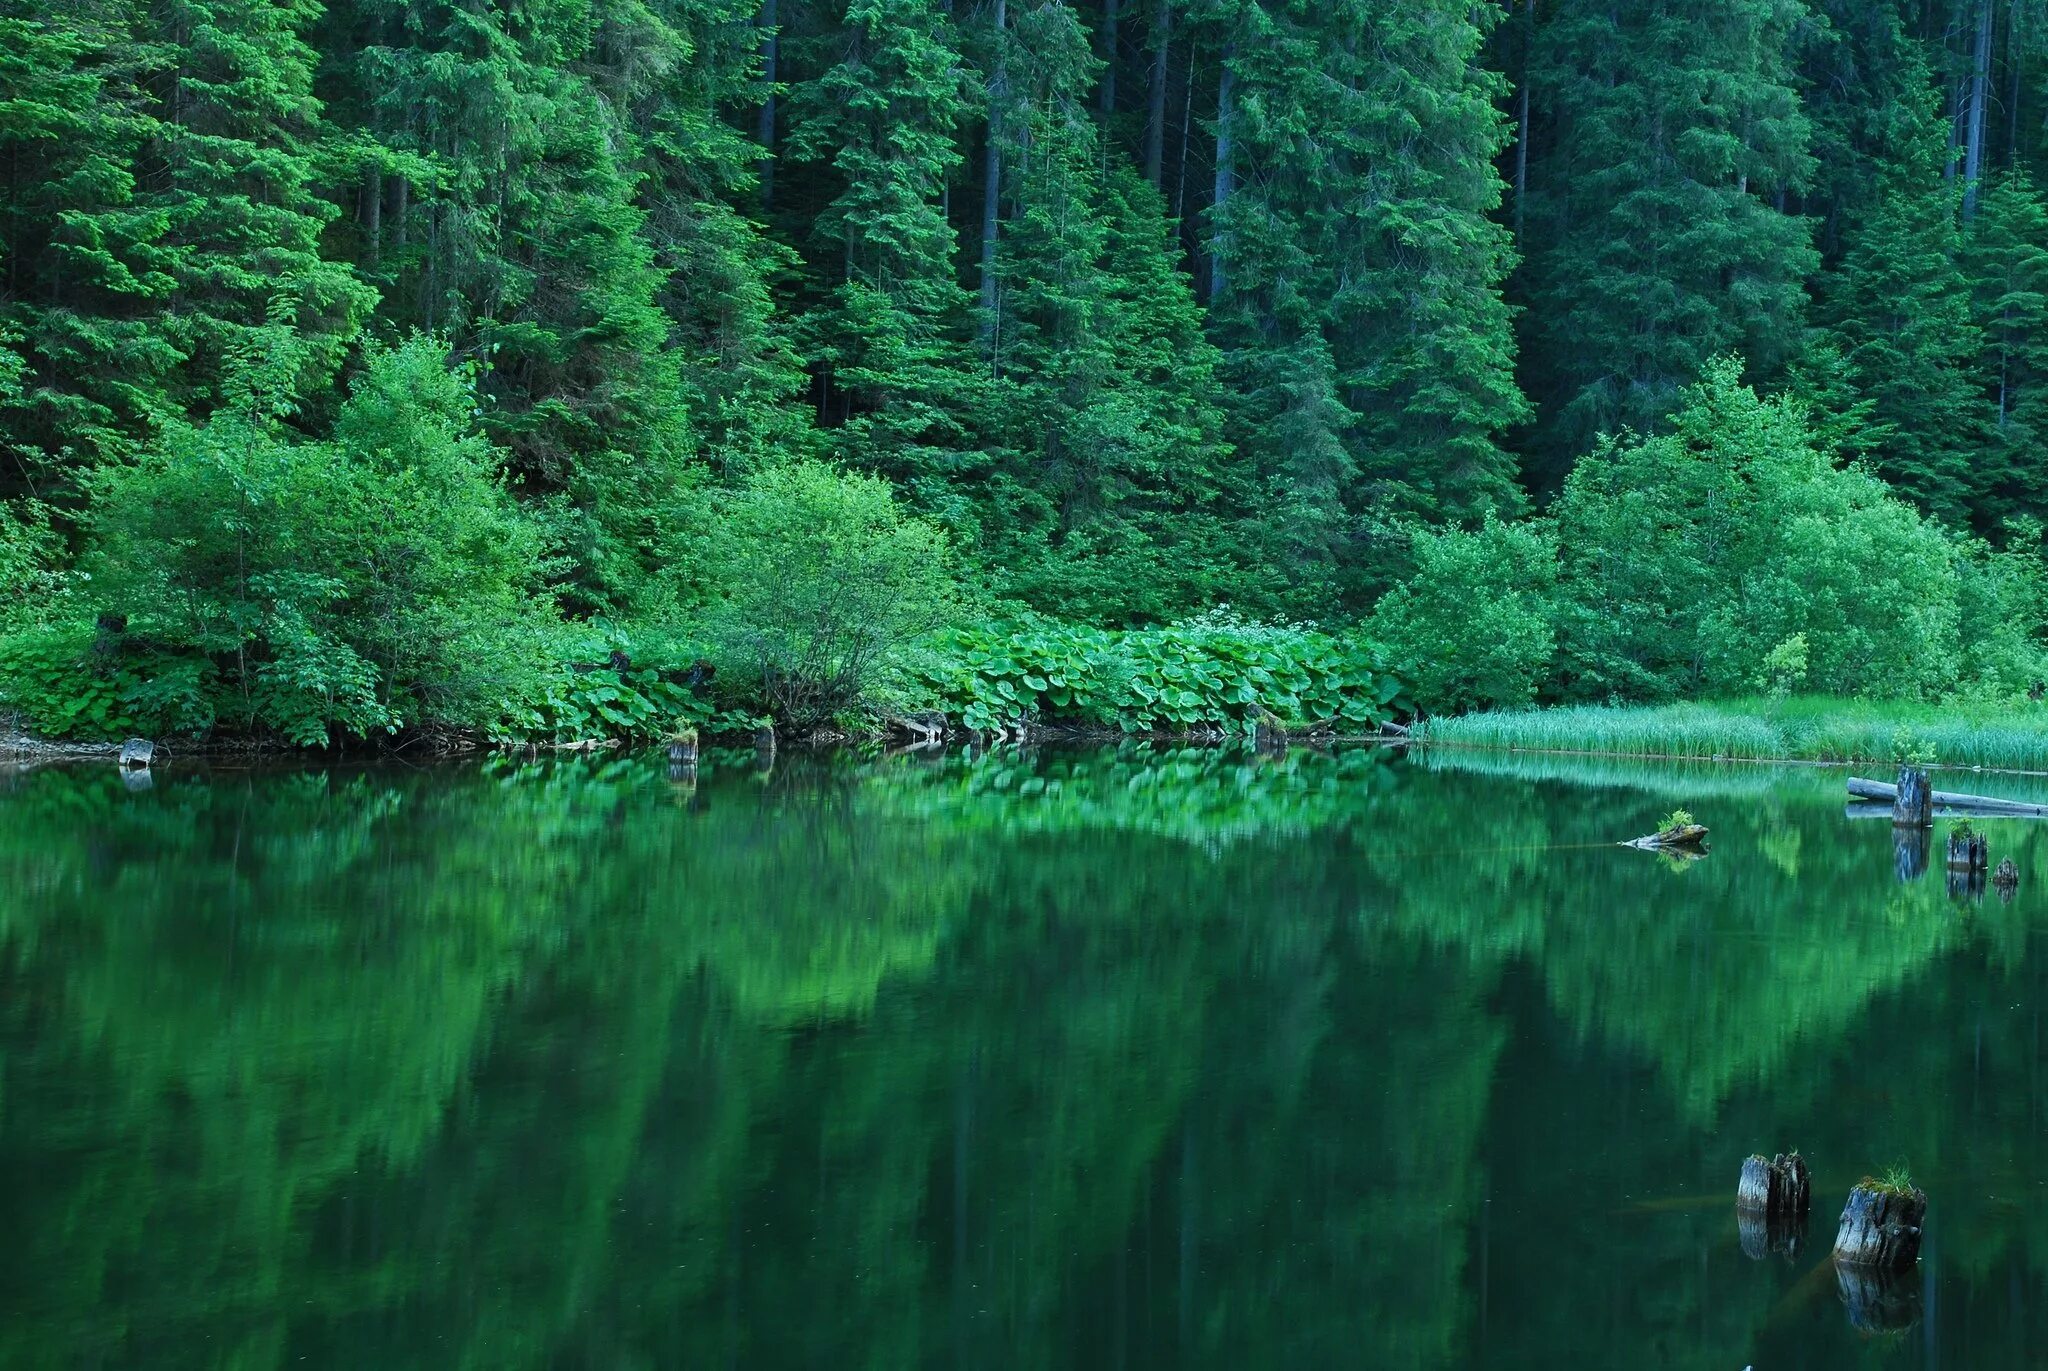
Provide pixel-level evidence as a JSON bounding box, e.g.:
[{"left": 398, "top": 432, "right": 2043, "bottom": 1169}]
[
  {"left": 909, "top": 613, "right": 1407, "bottom": 735},
  {"left": 83, "top": 333, "right": 557, "bottom": 744},
  {"left": 1549, "top": 359, "right": 1962, "bottom": 701},
  {"left": 699, "top": 460, "right": 960, "bottom": 731},
  {"left": 1521, "top": 0, "right": 1818, "bottom": 473},
  {"left": 1366, "top": 516, "right": 1557, "bottom": 712},
  {"left": 1659, "top": 809, "right": 1696, "bottom": 831}
]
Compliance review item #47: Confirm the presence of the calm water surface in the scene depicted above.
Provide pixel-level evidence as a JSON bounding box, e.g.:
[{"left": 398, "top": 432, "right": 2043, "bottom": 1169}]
[{"left": 2, "top": 745, "right": 2045, "bottom": 1368}]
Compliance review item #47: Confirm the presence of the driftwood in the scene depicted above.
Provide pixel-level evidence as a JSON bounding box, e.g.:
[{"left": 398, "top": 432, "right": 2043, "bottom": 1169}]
[
  {"left": 118, "top": 738, "right": 154, "bottom": 770},
  {"left": 887, "top": 713, "right": 946, "bottom": 748},
  {"left": 1848, "top": 775, "right": 2048, "bottom": 818},
  {"left": 1623, "top": 823, "right": 1709, "bottom": 852},
  {"left": 1833, "top": 1181, "right": 1926, "bottom": 1270}
]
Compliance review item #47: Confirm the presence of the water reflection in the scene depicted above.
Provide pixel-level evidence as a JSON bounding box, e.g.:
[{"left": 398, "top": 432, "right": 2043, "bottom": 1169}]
[{"left": 0, "top": 745, "right": 2043, "bottom": 1368}]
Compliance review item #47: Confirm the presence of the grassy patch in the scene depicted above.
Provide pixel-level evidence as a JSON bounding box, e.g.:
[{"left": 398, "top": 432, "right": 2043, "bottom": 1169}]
[{"left": 1417, "top": 696, "right": 2048, "bottom": 771}]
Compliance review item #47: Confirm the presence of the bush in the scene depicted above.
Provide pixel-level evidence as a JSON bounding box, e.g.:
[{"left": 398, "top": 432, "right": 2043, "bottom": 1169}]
[
  {"left": 699, "top": 460, "right": 961, "bottom": 730},
  {"left": 0, "top": 500, "right": 73, "bottom": 635},
  {"left": 1365, "top": 517, "right": 1557, "bottom": 712},
  {"left": 82, "top": 333, "right": 558, "bottom": 744}
]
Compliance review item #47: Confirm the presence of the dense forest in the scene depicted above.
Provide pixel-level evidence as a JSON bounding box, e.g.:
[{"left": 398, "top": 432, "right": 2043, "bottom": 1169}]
[{"left": 3, "top": 0, "right": 2048, "bottom": 741}]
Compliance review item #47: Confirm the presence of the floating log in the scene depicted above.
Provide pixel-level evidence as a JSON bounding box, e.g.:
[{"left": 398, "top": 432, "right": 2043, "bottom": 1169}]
[
  {"left": 1833, "top": 1181, "right": 1926, "bottom": 1270},
  {"left": 118, "top": 738, "right": 154, "bottom": 770},
  {"left": 1623, "top": 823, "right": 1709, "bottom": 852},
  {"left": 1737, "top": 1152, "right": 1810, "bottom": 1217},
  {"left": 1848, "top": 776, "right": 2048, "bottom": 818}
]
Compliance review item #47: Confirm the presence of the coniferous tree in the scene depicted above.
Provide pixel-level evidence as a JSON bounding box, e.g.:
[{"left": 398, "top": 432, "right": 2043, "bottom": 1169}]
[
  {"left": 1964, "top": 170, "right": 2048, "bottom": 520},
  {"left": 1818, "top": 126, "right": 1989, "bottom": 526},
  {"left": 977, "top": 0, "right": 1244, "bottom": 617},
  {"left": 324, "top": 0, "right": 698, "bottom": 604},
  {"left": 785, "top": 0, "right": 979, "bottom": 495},
  {"left": 1, "top": 0, "right": 372, "bottom": 476},
  {"left": 1521, "top": 0, "right": 1817, "bottom": 474}
]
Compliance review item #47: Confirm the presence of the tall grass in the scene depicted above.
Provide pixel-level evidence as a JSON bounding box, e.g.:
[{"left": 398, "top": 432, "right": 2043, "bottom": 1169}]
[{"left": 1417, "top": 696, "right": 2048, "bottom": 772}]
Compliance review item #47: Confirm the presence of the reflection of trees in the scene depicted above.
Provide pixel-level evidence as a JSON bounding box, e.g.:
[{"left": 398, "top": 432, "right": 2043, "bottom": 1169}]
[{"left": 0, "top": 748, "right": 2045, "bottom": 1367}]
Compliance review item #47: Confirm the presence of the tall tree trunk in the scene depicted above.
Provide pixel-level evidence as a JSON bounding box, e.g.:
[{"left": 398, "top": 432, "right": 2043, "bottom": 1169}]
[
  {"left": 362, "top": 168, "right": 382, "bottom": 269},
  {"left": 1144, "top": 0, "right": 1170, "bottom": 186},
  {"left": 2006, "top": 0, "right": 2024, "bottom": 169},
  {"left": 1209, "top": 41, "right": 1234, "bottom": 302},
  {"left": 757, "top": 0, "right": 779, "bottom": 208},
  {"left": 1513, "top": 0, "right": 1531, "bottom": 244},
  {"left": 979, "top": 0, "right": 1008, "bottom": 353},
  {"left": 1964, "top": 0, "right": 1993, "bottom": 217},
  {"left": 1100, "top": 0, "right": 1119, "bottom": 115}
]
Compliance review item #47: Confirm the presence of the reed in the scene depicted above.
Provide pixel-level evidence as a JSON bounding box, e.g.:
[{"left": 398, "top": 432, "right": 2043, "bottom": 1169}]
[{"left": 1417, "top": 697, "right": 2048, "bottom": 773}]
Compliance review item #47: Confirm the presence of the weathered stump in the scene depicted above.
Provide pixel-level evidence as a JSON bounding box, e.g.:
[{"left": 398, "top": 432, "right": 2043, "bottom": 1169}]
[
  {"left": 1833, "top": 1181, "right": 1926, "bottom": 1270},
  {"left": 1835, "top": 1261, "right": 1921, "bottom": 1334},
  {"left": 667, "top": 739, "right": 698, "bottom": 765},
  {"left": 1946, "top": 830, "right": 1988, "bottom": 872},
  {"left": 1893, "top": 826, "right": 1931, "bottom": 883},
  {"left": 1737, "top": 1152, "right": 1810, "bottom": 1216},
  {"left": 667, "top": 760, "right": 697, "bottom": 787},
  {"left": 1947, "top": 865, "right": 1986, "bottom": 901},
  {"left": 1994, "top": 857, "right": 2019, "bottom": 890},
  {"left": 118, "top": 738, "right": 154, "bottom": 770},
  {"left": 1893, "top": 768, "right": 1932, "bottom": 828}
]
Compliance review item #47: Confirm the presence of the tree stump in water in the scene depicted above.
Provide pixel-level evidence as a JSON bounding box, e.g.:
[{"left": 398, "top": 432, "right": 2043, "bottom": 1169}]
[
  {"left": 1737, "top": 1152, "right": 1810, "bottom": 1216},
  {"left": 1946, "top": 830, "right": 1988, "bottom": 872},
  {"left": 1994, "top": 858, "right": 2019, "bottom": 893},
  {"left": 118, "top": 738, "right": 154, "bottom": 770},
  {"left": 667, "top": 739, "right": 698, "bottom": 765},
  {"left": 1892, "top": 768, "right": 1931, "bottom": 828},
  {"left": 1833, "top": 1181, "right": 1926, "bottom": 1270}
]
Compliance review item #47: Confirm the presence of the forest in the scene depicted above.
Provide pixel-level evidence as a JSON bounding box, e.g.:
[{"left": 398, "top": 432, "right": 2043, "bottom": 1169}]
[{"left": 3, "top": 0, "right": 2048, "bottom": 743}]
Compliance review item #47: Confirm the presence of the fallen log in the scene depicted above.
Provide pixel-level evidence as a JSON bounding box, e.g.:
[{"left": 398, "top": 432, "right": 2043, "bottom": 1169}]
[
  {"left": 1622, "top": 822, "right": 1709, "bottom": 852},
  {"left": 1847, "top": 776, "right": 2048, "bottom": 817},
  {"left": 1847, "top": 800, "right": 2048, "bottom": 821}
]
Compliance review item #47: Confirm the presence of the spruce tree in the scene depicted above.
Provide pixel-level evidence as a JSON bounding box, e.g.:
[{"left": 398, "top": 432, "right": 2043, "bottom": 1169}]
[
  {"left": 1521, "top": 0, "right": 1817, "bottom": 472},
  {"left": 785, "top": 0, "right": 979, "bottom": 494},
  {"left": 1964, "top": 170, "right": 2048, "bottom": 521},
  {"left": 1819, "top": 127, "right": 1990, "bottom": 526},
  {"left": 1, "top": 0, "right": 372, "bottom": 474},
  {"left": 328, "top": 0, "right": 692, "bottom": 604},
  {"left": 976, "top": 0, "right": 1244, "bottom": 617}
]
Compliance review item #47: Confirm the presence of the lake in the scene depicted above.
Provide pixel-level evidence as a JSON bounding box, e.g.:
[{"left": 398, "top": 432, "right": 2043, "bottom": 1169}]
[{"left": 1, "top": 744, "right": 2043, "bottom": 1368}]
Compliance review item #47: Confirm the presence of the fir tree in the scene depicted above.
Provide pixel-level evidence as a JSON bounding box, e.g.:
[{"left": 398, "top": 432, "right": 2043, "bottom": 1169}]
[
  {"left": 1819, "top": 129, "right": 1989, "bottom": 526},
  {"left": 1522, "top": 0, "right": 1818, "bottom": 473},
  {"left": 1964, "top": 170, "right": 2048, "bottom": 521}
]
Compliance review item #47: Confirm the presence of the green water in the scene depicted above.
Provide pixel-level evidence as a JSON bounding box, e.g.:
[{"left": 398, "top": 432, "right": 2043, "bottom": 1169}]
[{"left": 1, "top": 745, "right": 2044, "bottom": 1369}]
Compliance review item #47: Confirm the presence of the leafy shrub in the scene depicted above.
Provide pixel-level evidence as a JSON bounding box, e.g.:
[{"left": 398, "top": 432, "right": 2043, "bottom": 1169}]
[
  {"left": 908, "top": 612, "right": 1408, "bottom": 734},
  {"left": 699, "top": 460, "right": 960, "bottom": 730},
  {"left": 0, "top": 500, "right": 76, "bottom": 635},
  {"left": 1365, "top": 516, "right": 1557, "bottom": 712},
  {"left": 83, "top": 333, "right": 558, "bottom": 744}
]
